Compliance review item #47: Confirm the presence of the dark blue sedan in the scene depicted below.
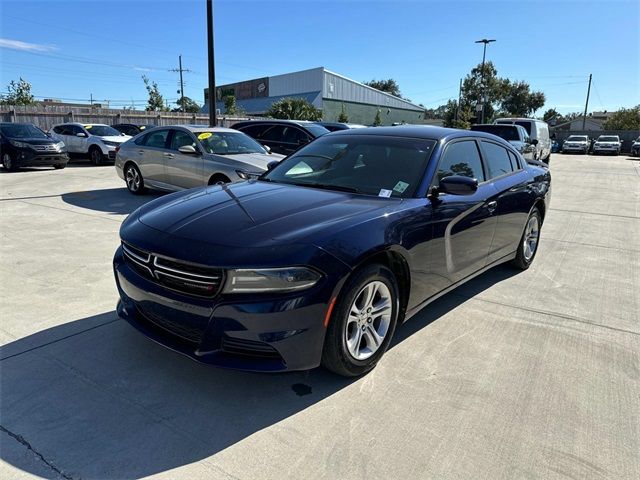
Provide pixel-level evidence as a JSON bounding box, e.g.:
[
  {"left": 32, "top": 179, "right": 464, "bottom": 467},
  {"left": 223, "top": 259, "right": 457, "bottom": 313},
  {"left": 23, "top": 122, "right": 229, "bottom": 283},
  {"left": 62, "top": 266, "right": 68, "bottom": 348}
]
[{"left": 113, "top": 126, "right": 551, "bottom": 376}]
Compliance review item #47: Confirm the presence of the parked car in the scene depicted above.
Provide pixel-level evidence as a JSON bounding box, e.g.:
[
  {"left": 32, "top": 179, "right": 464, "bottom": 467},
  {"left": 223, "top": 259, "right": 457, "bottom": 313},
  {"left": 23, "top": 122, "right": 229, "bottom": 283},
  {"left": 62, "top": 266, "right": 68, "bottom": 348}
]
[
  {"left": 0, "top": 122, "right": 68, "bottom": 171},
  {"left": 314, "top": 122, "right": 367, "bottom": 132},
  {"left": 551, "top": 139, "right": 561, "bottom": 153},
  {"left": 494, "top": 118, "right": 551, "bottom": 163},
  {"left": 231, "top": 119, "right": 329, "bottom": 156},
  {"left": 561, "top": 135, "right": 590, "bottom": 154},
  {"left": 112, "top": 123, "right": 157, "bottom": 137},
  {"left": 116, "top": 125, "right": 284, "bottom": 194},
  {"left": 113, "top": 126, "right": 551, "bottom": 376},
  {"left": 50, "top": 123, "right": 131, "bottom": 165},
  {"left": 592, "top": 135, "right": 622, "bottom": 155},
  {"left": 631, "top": 136, "right": 640, "bottom": 157},
  {"left": 470, "top": 124, "right": 537, "bottom": 161}
]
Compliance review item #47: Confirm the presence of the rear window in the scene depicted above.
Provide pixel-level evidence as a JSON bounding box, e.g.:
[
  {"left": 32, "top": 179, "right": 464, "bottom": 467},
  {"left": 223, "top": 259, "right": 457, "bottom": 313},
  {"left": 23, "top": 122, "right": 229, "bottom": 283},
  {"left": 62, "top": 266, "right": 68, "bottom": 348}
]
[
  {"left": 514, "top": 121, "right": 532, "bottom": 135},
  {"left": 471, "top": 125, "right": 519, "bottom": 141}
]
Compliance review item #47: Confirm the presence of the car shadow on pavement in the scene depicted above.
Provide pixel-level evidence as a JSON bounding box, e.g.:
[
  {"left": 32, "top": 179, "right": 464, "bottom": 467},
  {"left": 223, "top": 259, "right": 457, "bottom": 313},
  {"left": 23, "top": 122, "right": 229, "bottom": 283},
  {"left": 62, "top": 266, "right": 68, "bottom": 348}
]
[
  {"left": 0, "top": 266, "right": 519, "bottom": 479},
  {"left": 61, "top": 188, "right": 164, "bottom": 215}
]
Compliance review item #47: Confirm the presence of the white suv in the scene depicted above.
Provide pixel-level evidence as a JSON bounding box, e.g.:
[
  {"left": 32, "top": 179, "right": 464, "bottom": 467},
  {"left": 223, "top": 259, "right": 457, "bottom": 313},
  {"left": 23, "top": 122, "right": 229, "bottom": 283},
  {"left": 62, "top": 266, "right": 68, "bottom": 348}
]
[
  {"left": 50, "top": 123, "right": 131, "bottom": 164},
  {"left": 592, "top": 135, "right": 622, "bottom": 156}
]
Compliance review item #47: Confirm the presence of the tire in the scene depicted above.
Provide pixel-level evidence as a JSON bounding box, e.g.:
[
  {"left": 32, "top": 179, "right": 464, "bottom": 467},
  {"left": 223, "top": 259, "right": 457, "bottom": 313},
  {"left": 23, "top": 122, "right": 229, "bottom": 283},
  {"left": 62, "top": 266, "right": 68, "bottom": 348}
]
[
  {"left": 89, "top": 146, "right": 104, "bottom": 165},
  {"left": 124, "top": 163, "right": 145, "bottom": 195},
  {"left": 322, "top": 263, "right": 400, "bottom": 377},
  {"left": 2, "top": 152, "right": 17, "bottom": 171},
  {"left": 511, "top": 207, "right": 542, "bottom": 270},
  {"left": 543, "top": 152, "right": 551, "bottom": 164},
  {"left": 208, "top": 174, "right": 231, "bottom": 185},
  {"left": 53, "top": 163, "right": 66, "bottom": 169}
]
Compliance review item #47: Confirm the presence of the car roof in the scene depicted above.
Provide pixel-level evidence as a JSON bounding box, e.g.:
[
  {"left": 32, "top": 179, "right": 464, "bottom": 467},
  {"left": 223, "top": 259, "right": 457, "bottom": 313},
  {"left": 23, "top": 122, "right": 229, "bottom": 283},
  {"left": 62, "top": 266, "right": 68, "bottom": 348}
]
[
  {"left": 233, "top": 119, "right": 323, "bottom": 127},
  {"left": 0, "top": 122, "right": 38, "bottom": 126},
  {"left": 471, "top": 123, "right": 518, "bottom": 129},
  {"left": 53, "top": 122, "right": 110, "bottom": 127},
  {"left": 167, "top": 125, "right": 238, "bottom": 134}
]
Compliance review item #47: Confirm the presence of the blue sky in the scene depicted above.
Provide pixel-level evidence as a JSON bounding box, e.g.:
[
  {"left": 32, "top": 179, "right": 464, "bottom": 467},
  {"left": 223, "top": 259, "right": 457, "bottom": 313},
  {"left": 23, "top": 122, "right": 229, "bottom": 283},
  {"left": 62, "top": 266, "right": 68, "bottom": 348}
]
[{"left": 1, "top": 0, "right": 638, "bottom": 114}]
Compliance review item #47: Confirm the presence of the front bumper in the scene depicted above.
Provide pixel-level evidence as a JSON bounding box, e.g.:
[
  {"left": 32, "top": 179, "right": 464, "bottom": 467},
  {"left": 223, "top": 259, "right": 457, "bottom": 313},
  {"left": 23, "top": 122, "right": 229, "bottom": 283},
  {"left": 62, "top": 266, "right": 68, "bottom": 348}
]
[
  {"left": 593, "top": 145, "right": 620, "bottom": 154},
  {"left": 12, "top": 149, "right": 68, "bottom": 167},
  {"left": 562, "top": 145, "right": 588, "bottom": 152},
  {"left": 113, "top": 245, "right": 348, "bottom": 372}
]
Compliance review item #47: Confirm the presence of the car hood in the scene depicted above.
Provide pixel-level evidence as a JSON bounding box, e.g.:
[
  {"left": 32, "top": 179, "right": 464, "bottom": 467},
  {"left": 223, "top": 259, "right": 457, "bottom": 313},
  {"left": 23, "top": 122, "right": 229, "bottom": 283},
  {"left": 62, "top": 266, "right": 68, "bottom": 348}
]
[
  {"left": 205, "top": 152, "right": 284, "bottom": 171},
  {"left": 7, "top": 137, "right": 59, "bottom": 145},
  {"left": 97, "top": 135, "right": 130, "bottom": 143},
  {"left": 135, "top": 181, "right": 396, "bottom": 248}
]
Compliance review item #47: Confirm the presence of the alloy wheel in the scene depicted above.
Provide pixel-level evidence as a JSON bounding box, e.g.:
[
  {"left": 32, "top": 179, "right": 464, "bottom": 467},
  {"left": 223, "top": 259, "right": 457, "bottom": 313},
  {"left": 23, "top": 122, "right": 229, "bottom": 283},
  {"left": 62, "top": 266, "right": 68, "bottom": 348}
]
[
  {"left": 91, "top": 149, "right": 102, "bottom": 165},
  {"left": 345, "top": 281, "right": 392, "bottom": 361},
  {"left": 125, "top": 167, "right": 140, "bottom": 192},
  {"left": 523, "top": 216, "right": 540, "bottom": 261},
  {"left": 3, "top": 153, "right": 12, "bottom": 170}
]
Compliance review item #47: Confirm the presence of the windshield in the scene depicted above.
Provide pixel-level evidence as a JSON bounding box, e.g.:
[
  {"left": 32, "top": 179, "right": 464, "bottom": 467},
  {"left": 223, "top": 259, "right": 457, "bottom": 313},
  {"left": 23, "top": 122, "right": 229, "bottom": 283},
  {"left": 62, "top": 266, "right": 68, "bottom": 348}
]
[
  {"left": 304, "top": 124, "right": 331, "bottom": 137},
  {"left": 1, "top": 124, "right": 48, "bottom": 139},
  {"left": 598, "top": 136, "right": 619, "bottom": 142},
  {"left": 567, "top": 136, "right": 588, "bottom": 141},
  {"left": 197, "top": 131, "right": 266, "bottom": 155},
  {"left": 262, "top": 135, "right": 436, "bottom": 198},
  {"left": 85, "top": 125, "right": 123, "bottom": 137},
  {"left": 472, "top": 125, "right": 519, "bottom": 141}
]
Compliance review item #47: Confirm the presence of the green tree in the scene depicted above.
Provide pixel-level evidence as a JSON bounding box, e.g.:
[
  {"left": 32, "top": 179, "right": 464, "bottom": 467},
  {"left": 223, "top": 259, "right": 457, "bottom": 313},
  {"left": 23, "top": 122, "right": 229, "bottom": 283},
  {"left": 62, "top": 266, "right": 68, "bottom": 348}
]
[
  {"left": 603, "top": 106, "right": 640, "bottom": 130},
  {"left": 338, "top": 103, "right": 349, "bottom": 123},
  {"left": 265, "top": 97, "right": 322, "bottom": 120},
  {"left": 364, "top": 78, "right": 402, "bottom": 98},
  {"left": 142, "top": 75, "right": 166, "bottom": 111},
  {"left": 222, "top": 95, "right": 239, "bottom": 115},
  {"left": 542, "top": 108, "right": 560, "bottom": 123},
  {"left": 500, "top": 80, "right": 546, "bottom": 117},
  {"left": 173, "top": 96, "right": 200, "bottom": 113},
  {"left": 0, "top": 77, "right": 34, "bottom": 105},
  {"left": 460, "top": 61, "right": 509, "bottom": 122},
  {"left": 373, "top": 109, "right": 382, "bottom": 126},
  {"left": 442, "top": 99, "right": 473, "bottom": 129}
]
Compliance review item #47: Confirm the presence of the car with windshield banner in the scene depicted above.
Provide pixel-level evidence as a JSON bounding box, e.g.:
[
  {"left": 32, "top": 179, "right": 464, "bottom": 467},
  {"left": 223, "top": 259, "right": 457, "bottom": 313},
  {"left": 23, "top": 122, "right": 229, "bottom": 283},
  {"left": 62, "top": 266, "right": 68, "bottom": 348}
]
[
  {"left": 50, "top": 123, "right": 131, "bottom": 164},
  {"left": 115, "top": 126, "right": 284, "bottom": 194}
]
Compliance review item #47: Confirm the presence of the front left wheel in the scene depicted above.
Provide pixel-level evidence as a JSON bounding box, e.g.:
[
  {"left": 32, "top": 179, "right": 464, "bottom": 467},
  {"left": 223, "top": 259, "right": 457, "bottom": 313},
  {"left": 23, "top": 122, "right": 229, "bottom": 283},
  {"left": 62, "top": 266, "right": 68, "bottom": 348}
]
[
  {"left": 2, "top": 152, "right": 18, "bottom": 171},
  {"left": 89, "top": 146, "right": 104, "bottom": 165},
  {"left": 322, "top": 264, "right": 399, "bottom": 377}
]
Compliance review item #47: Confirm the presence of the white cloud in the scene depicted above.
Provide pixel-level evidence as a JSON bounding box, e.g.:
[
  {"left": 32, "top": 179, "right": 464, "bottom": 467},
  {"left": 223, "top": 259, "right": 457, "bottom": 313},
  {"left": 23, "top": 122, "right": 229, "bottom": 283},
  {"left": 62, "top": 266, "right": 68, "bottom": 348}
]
[{"left": 0, "top": 38, "right": 57, "bottom": 53}]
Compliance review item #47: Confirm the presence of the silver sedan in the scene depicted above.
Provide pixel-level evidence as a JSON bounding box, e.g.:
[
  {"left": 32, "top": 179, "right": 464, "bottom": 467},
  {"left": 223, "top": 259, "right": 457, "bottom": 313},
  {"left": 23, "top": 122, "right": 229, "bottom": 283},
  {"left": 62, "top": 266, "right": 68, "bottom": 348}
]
[{"left": 115, "top": 126, "right": 283, "bottom": 194}]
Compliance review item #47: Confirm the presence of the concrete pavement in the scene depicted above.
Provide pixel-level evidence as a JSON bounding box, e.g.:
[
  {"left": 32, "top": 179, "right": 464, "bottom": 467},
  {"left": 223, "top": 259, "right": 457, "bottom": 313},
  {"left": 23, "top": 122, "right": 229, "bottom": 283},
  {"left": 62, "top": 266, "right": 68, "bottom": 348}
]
[{"left": 1, "top": 155, "right": 638, "bottom": 479}]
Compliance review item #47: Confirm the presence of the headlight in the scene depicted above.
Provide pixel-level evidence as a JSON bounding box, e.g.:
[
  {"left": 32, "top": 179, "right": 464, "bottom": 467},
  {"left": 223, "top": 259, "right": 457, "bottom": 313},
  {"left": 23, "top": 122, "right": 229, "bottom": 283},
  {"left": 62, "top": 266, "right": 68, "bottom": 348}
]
[
  {"left": 223, "top": 267, "right": 321, "bottom": 293},
  {"left": 102, "top": 140, "right": 120, "bottom": 147},
  {"left": 55, "top": 142, "right": 66, "bottom": 150},
  {"left": 9, "top": 140, "right": 28, "bottom": 148},
  {"left": 235, "top": 169, "right": 261, "bottom": 180}
]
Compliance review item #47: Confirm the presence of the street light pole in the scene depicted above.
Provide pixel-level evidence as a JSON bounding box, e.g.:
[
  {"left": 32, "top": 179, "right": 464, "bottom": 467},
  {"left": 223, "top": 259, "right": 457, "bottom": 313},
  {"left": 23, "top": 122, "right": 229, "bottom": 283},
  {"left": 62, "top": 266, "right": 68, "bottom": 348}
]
[
  {"left": 475, "top": 38, "right": 496, "bottom": 124},
  {"left": 207, "top": 0, "right": 217, "bottom": 127}
]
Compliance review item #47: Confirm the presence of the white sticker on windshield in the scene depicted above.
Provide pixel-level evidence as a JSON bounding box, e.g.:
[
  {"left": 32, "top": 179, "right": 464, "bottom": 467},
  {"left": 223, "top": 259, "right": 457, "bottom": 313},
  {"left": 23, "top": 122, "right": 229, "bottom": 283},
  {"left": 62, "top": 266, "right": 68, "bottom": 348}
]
[
  {"left": 378, "top": 189, "right": 392, "bottom": 198},
  {"left": 393, "top": 181, "right": 409, "bottom": 193}
]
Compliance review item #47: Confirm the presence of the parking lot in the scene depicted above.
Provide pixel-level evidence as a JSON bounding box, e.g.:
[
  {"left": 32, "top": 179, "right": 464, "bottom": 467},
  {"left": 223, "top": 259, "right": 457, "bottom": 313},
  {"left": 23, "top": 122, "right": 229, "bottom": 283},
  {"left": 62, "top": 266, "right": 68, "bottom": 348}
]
[{"left": 1, "top": 153, "right": 638, "bottom": 479}]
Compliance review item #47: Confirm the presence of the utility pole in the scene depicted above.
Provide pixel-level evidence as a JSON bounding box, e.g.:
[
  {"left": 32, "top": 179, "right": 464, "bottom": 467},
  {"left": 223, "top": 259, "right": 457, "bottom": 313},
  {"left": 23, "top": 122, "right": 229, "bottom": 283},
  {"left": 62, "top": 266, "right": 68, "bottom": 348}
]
[
  {"left": 207, "top": 0, "right": 217, "bottom": 126},
  {"left": 90, "top": 93, "right": 93, "bottom": 107},
  {"left": 169, "top": 54, "right": 191, "bottom": 112},
  {"left": 475, "top": 38, "right": 496, "bottom": 124},
  {"left": 582, "top": 73, "right": 592, "bottom": 130},
  {"left": 455, "top": 78, "right": 462, "bottom": 123}
]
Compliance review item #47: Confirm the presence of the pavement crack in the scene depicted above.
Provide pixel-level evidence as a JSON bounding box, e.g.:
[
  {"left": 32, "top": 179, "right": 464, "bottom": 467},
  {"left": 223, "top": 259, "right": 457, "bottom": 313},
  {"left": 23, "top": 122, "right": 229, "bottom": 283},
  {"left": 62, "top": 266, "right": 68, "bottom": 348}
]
[{"left": 0, "top": 424, "right": 75, "bottom": 480}]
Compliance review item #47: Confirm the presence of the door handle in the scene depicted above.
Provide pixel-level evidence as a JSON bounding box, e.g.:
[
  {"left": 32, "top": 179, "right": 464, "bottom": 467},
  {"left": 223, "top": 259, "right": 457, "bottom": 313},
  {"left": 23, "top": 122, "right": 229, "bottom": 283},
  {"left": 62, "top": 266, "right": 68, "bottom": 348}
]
[
  {"left": 487, "top": 201, "right": 498, "bottom": 212},
  {"left": 163, "top": 153, "right": 174, "bottom": 158}
]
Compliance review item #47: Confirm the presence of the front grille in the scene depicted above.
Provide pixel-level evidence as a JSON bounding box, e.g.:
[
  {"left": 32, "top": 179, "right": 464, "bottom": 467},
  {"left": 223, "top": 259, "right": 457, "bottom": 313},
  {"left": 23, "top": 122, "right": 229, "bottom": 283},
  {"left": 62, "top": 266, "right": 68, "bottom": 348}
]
[
  {"left": 122, "top": 242, "right": 224, "bottom": 298},
  {"left": 221, "top": 336, "right": 281, "bottom": 359},
  {"left": 32, "top": 144, "right": 59, "bottom": 152},
  {"left": 138, "top": 305, "right": 205, "bottom": 344}
]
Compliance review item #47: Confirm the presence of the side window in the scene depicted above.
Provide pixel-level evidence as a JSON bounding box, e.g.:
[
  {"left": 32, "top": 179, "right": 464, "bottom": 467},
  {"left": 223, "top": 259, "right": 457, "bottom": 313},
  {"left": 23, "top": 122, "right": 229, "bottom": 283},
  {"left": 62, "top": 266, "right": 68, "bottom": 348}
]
[
  {"left": 69, "top": 125, "right": 85, "bottom": 136},
  {"left": 134, "top": 132, "right": 148, "bottom": 146},
  {"left": 170, "top": 130, "right": 196, "bottom": 151},
  {"left": 482, "top": 141, "right": 514, "bottom": 179},
  {"left": 436, "top": 140, "right": 485, "bottom": 184},
  {"left": 282, "top": 127, "right": 309, "bottom": 144},
  {"left": 237, "top": 124, "right": 268, "bottom": 139},
  {"left": 508, "top": 150, "right": 521, "bottom": 170},
  {"left": 143, "top": 129, "right": 170, "bottom": 149},
  {"left": 515, "top": 121, "right": 532, "bottom": 135},
  {"left": 53, "top": 126, "right": 64, "bottom": 134},
  {"left": 261, "top": 125, "right": 287, "bottom": 142}
]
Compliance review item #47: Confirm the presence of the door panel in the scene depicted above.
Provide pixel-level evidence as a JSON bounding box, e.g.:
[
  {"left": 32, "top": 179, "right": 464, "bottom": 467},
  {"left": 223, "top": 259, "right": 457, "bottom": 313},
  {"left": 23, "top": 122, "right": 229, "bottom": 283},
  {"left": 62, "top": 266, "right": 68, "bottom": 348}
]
[
  {"left": 164, "top": 130, "right": 203, "bottom": 188},
  {"left": 138, "top": 129, "right": 170, "bottom": 184}
]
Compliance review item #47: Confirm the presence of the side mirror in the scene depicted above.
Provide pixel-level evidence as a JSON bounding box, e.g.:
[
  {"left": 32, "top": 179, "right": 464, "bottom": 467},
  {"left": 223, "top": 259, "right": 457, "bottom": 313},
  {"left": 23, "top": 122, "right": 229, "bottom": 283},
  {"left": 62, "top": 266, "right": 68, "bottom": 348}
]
[
  {"left": 263, "top": 144, "right": 271, "bottom": 154},
  {"left": 76, "top": 132, "right": 87, "bottom": 137},
  {"left": 438, "top": 175, "right": 478, "bottom": 196},
  {"left": 267, "top": 160, "right": 279, "bottom": 171},
  {"left": 530, "top": 138, "right": 539, "bottom": 145},
  {"left": 178, "top": 145, "right": 198, "bottom": 154}
]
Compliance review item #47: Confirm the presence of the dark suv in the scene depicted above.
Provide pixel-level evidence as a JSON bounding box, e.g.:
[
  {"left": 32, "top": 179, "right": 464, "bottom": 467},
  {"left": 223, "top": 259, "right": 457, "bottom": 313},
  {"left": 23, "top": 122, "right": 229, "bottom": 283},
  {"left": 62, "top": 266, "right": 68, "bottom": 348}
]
[
  {"left": 231, "top": 120, "right": 329, "bottom": 156},
  {"left": 1, "top": 122, "right": 68, "bottom": 171}
]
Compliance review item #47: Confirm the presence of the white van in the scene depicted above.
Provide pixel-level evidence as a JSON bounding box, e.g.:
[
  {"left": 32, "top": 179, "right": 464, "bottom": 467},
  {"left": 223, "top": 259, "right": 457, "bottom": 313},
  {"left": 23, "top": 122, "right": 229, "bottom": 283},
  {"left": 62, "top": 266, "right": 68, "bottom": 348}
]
[{"left": 493, "top": 118, "right": 551, "bottom": 163}]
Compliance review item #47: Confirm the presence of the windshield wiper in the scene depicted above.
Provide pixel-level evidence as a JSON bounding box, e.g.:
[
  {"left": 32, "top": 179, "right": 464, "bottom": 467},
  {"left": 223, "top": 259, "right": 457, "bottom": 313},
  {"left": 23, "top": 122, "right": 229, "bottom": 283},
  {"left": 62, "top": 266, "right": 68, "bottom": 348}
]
[{"left": 298, "top": 182, "right": 360, "bottom": 194}]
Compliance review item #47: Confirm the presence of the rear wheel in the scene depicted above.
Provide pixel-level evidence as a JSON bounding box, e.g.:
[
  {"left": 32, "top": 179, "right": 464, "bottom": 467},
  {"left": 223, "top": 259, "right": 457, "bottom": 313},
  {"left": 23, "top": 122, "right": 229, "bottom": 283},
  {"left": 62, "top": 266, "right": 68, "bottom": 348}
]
[
  {"left": 53, "top": 163, "right": 66, "bottom": 169},
  {"left": 208, "top": 174, "right": 231, "bottom": 186},
  {"left": 511, "top": 207, "right": 542, "bottom": 270},
  {"left": 89, "top": 146, "right": 104, "bottom": 165},
  {"left": 322, "top": 264, "right": 399, "bottom": 377},
  {"left": 124, "top": 163, "right": 145, "bottom": 195},
  {"left": 2, "top": 152, "right": 17, "bottom": 171}
]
